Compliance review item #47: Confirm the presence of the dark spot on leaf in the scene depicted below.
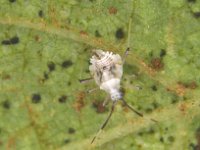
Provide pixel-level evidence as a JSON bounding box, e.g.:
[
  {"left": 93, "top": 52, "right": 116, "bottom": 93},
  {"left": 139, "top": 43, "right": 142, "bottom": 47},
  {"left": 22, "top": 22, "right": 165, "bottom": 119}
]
[
  {"left": 138, "top": 131, "right": 144, "bottom": 136},
  {"left": 2, "top": 36, "right": 19, "bottom": 45},
  {"left": 151, "top": 85, "right": 157, "bottom": 91},
  {"left": 160, "top": 137, "right": 164, "bottom": 143},
  {"left": 38, "top": 10, "right": 44, "bottom": 18},
  {"left": 160, "top": 49, "right": 166, "bottom": 57},
  {"left": 85, "top": 69, "right": 90, "bottom": 73},
  {"left": 147, "top": 127, "right": 155, "bottom": 134},
  {"left": 171, "top": 98, "right": 178, "bottom": 104},
  {"left": 108, "top": 6, "right": 118, "bottom": 15},
  {"left": 34, "top": 35, "right": 41, "bottom": 42},
  {"left": 195, "top": 127, "right": 200, "bottom": 150},
  {"left": 188, "top": 0, "right": 196, "bottom": 2},
  {"left": 189, "top": 143, "right": 199, "bottom": 150},
  {"left": 120, "top": 87, "right": 126, "bottom": 97},
  {"left": 92, "top": 100, "right": 106, "bottom": 113},
  {"left": 168, "top": 136, "right": 175, "bottom": 142},
  {"left": 115, "top": 28, "right": 124, "bottom": 39},
  {"left": 2, "top": 100, "right": 10, "bottom": 109},
  {"left": 58, "top": 95, "right": 67, "bottom": 103},
  {"left": 1, "top": 40, "right": 11, "bottom": 45},
  {"left": 43, "top": 72, "right": 49, "bottom": 80},
  {"left": 10, "top": 36, "right": 19, "bottom": 44},
  {"left": 194, "top": 12, "right": 200, "bottom": 18},
  {"left": 152, "top": 102, "right": 159, "bottom": 109},
  {"left": 31, "top": 93, "right": 41, "bottom": 103},
  {"left": 61, "top": 60, "right": 73, "bottom": 68},
  {"left": 186, "top": 81, "right": 198, "bottom": 89},
  {"left": 95, "top": 30, "right": 101, "bottom": 37},
  {"left": 149, "top": 51, "right": 153, "bottom": 57},
  {"left": 145, "top": 108, "right": 153, "bottom": 113},
  {"left": 47, "top": 61, "right": 55, "bottom": 72},
  {"left": 63, "top": 139, "right": 70, "bottom": 144},
  {"left": 9, "top": 0, "right": 16, "bottom": 3},
  {"left": 150, "top": 58, "right": 164, "bottom": 70},
  {"left": 68, "top": 127, "right": 76, "bottom": 134}
]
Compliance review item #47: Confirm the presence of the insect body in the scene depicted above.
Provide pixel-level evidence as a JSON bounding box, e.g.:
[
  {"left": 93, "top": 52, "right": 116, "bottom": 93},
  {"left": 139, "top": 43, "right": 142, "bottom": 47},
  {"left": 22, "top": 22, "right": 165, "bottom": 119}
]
[
  {"left": 89, "top": 50, "right": 123, "bottom": 101},
  {"left": 88, "top": 49, "right": 143, "bottom": 143}
]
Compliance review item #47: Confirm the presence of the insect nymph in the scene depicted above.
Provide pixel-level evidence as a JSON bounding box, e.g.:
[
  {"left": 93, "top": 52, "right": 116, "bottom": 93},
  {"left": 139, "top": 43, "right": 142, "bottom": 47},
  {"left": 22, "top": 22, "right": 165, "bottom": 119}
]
[
  {"left": 87, "top": 48, "right": 143, "bottom": 143},
  {"left": 89, "top": 50, "right": 123, "bottom": 101}
]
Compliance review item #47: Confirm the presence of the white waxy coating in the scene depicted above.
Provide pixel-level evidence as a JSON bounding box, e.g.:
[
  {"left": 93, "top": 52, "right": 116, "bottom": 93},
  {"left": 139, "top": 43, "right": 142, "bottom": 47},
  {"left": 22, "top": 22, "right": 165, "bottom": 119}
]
[{"left": 89, "top": 50, "right": 123, "bottom": 101}]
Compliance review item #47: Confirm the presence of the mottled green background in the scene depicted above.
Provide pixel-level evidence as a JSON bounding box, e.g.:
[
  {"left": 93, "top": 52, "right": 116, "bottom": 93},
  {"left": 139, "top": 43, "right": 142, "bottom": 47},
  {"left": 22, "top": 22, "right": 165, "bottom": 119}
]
[{"left": 0, "top": 0, "right": 200, "bottom": 150}]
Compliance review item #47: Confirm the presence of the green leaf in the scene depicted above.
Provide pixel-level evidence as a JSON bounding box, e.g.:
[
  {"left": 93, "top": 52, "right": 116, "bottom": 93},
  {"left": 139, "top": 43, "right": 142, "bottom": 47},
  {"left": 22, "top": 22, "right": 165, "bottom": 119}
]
[{"left": 0, "top": 0, "right": 200, "bottom": 150}]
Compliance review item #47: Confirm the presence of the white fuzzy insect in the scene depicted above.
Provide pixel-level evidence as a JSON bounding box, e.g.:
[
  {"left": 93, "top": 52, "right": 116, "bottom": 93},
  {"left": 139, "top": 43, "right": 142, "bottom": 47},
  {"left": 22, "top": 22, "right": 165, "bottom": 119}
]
[
  {"left": 87, "top": 49, "right": 143, "bottom": 143},
  {"left": 89, "top": 50, "right": 123, "bottom": 101}
]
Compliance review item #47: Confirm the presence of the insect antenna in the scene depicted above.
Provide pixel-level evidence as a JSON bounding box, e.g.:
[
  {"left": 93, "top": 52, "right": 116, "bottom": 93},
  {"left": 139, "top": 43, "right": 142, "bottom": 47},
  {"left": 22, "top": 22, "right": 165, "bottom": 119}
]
[
  {"left": 79, "top": 77, "right": 93, "bottom": 83},
  {"left": 91, "top": 101, "right": 117, "bottom": 144},
  {"left": 121, "top": 99, "right": 143, "bottom": 117}
]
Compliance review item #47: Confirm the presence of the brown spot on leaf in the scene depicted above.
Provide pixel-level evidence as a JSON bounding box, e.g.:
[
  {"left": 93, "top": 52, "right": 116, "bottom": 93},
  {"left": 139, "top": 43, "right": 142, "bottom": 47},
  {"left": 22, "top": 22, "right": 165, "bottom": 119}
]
[
  {"left": 108, "top": 6, "right": 118, "bottom": 15},
  {"left": 34, "top": 35, "right": 41, "bottom": 42},
  {"left": 92, "top": 100, "right": 106, "bottom": 113},
  {"left": 179, "top": 103, "right": 187, "bottom": 114},
  {"left": 186, "top": 81, "right": 198, "bottom": 89},
  {"left": 176, "top": 81, "right": 198, "bottom": 96},
  {"left": 80, "top": 30, "right": 88, "bottom": 37},
  {"left": 175, "top": 82, "right": 187, "bottom": 96},
  {"left": 2, "top": 74, "right": 11, "bottom": 80},
  {"left": 150, "top": 58, "right": 164, "bottom": 71},
  {"left": 73, "top": 91, "right": 85, "bottom": 112},
  {"left": 6, "top": 136, "right": 16, "bottom": 150}
]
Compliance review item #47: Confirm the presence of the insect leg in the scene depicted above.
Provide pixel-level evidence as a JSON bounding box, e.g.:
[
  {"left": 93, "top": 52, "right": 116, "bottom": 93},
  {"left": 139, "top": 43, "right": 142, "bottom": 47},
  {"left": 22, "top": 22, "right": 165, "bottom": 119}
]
[
  {"left": 86, "top": 88, "right": 99, "bottom": 94},
  {"left": 91, "top": 101, "right": 117, "bottom": 144},
  {"left": 79, "top": 77, "right": 93, "bottom": 83},
  {"left": 121, "top": 99, "right": 143, "bottom": 117}
]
